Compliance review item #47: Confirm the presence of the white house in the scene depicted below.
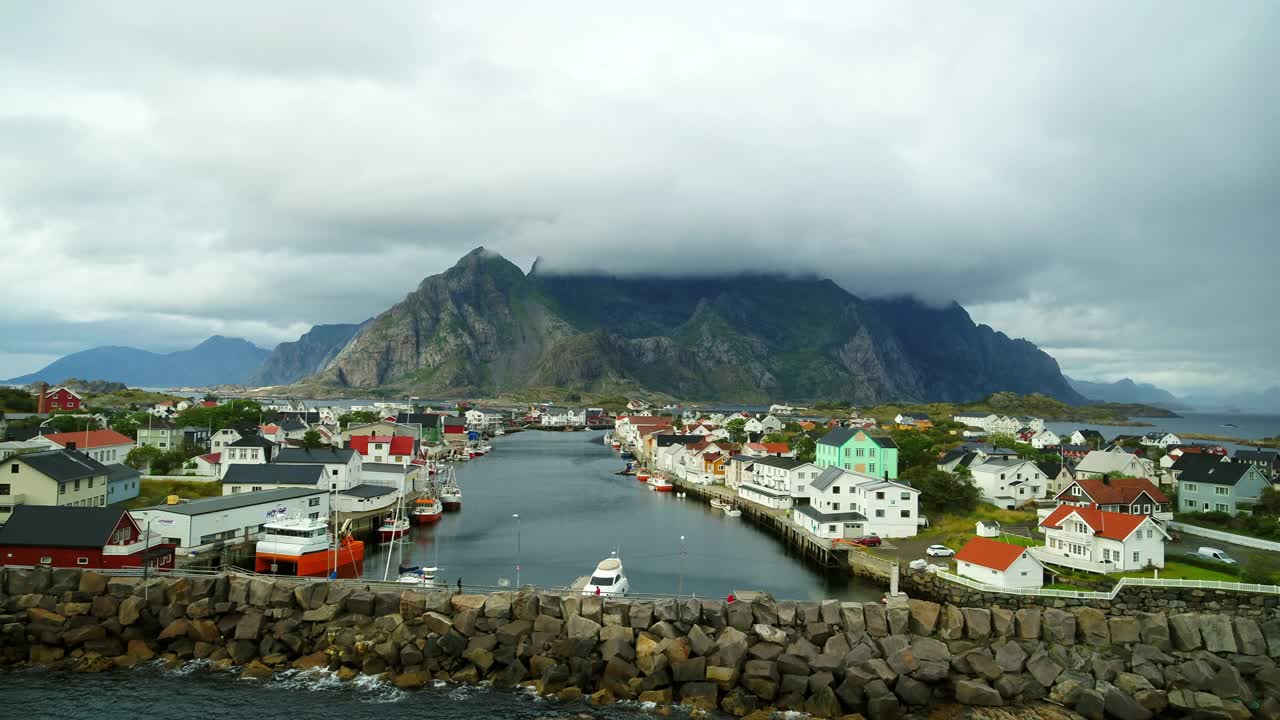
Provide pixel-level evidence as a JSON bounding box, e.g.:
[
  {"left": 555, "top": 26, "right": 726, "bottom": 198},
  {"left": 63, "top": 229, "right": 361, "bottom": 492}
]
[
  {"left": 759, "top": 415, "right": 784, "bottom": 433},
  {"left": 32, "top": 430, "right": 135, "bottom": 466},
  {"left": 221, "top": 464, "right": 326, "bottom": 495},
  {"left": 953, "top": 413, "right": 998, "bottom": 431},
  {"left": 219, "top": 435, "right": 276, "bottom": 478},
  {"left": 736, "top": 456, "right": 822, "bottom": 510},
  {"left": 191, "top": 453, "right": 222, "bottom": 477},
  {"left": 1029, "top": 430, "right": 1061, "bottom": 450},
  {"left": 131, "top": 487, "right": 328, "bottom": 556},
  {"left": 955, "top": 537, "right": 1045, "bottom": 589},
  {"left": 743, "top": 417, "right": 765, "bottom": 434},
  {"left": 792, "top": 466, "right": 920, "bottom": 540},
  {"left": 209, "top": 429, "right": 243, "bottom": 454},
  {"left": 1141, "top": 432, "right": 1183, "bottom": 448},
  {"left": 1034, "top": 504, "right": 1168, "bottom": 573},
  {"left": 1073, "top": 450, "right": 1155, "bottom": 480},
  {"left": 967, "top": 458, "right": 1048, "bottom": 509},
  {"left": 273, "top": 447, "right": 362, "bottom": 493}
]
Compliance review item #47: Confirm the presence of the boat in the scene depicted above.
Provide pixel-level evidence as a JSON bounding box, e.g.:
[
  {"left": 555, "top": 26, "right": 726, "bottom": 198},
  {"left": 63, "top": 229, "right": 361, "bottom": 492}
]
[
  {"left": 710, "top": 497, "right": 732, "bottom": 510},
  {"left": 611, "top": 439, "right": 621, "bottom": 449},
  {"left": 377, "top": 515, "right": 410, "bottom": 542},
  {"left": 398, "top": 564, "right": 442, "bottom": 587},
  {"left": 440, "top": 467, "right": 462, "bottom": 511},
  {"left": 620, "top": 450, "right": 635, "bottom": 460},
  {"left": 581, "top": 554, "right": 630, "bottom": 597},
  {"left": 648, "top": 475, "right": 673, "bottom": 492},
  {"left": 636, "top": 468, "right": 651, "bottom": 482},
  {"left": 412, "top": 495, "right": 443, "bottom": 525},
  {"left": 675, "top": 491, "right": 686, "bottom": 498},
  {"left": 478, "top": 443, "right": 493, "bottom": 454},
  {"left": 255, "top": 516, "right": 365, "bottom": 579},
  {"left": 723, "top": 504, "right": 742, "bottom": 518}
]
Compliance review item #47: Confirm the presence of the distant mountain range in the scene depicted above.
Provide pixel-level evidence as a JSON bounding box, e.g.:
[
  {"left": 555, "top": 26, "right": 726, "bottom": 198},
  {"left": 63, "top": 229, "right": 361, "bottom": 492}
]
[
  {"left": 295, "top": 248, "right": 1086, "bottom": 404},
  {"left": 248, "top": 322, "right": 368, "bottom": 387},
  {"left": 1065, "top": 376, "right": 1184, "bottom": 408},
  {"left": 5, "top": 336, "right": 269, "bottom": 387}
]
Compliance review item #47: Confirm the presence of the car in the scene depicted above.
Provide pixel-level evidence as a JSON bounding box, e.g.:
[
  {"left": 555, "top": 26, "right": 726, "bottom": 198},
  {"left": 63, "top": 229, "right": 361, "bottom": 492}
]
[
  {"left": 1193, "top": 547, "right": 1236, "bottom": 564},
  {"left": 925, "top": 544, "right": 955, "bottom": 557},
  {"left": 851, "top": 536, "right": 882, "bottom": 547}
]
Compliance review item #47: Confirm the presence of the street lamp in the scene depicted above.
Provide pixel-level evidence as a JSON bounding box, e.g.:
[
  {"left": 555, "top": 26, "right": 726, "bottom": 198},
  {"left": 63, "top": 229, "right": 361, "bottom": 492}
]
[
  {"left": 677, "top": 535, "right": 686, "bottom": 597},
  {"left": 513, "top": 513, "right": 521, "bottom": 587}
]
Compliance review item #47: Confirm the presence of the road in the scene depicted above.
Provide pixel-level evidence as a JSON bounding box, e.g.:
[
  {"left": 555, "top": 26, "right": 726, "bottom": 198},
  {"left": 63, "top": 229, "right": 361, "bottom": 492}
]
[{"left": 1167, "top": 530, "right": 1258, "bottom": 567}]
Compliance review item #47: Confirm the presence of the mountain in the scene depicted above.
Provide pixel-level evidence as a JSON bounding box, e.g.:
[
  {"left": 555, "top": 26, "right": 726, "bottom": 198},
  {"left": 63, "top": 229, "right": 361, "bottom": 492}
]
[
  {"left": 1184, "top": 386, "right": 1280, "bottom": 414},
  {"left": 307, "top": 247, "right": 1086, "bottom": 404},
  {"left": 249, "top": 322, "right": 369, "bottom": 387},
  {"left": 6, "top": 336, "right": 269, "bottom": 387},
  {"left": 1066, "top": 376, "right": 1184, "bottom": 408}
]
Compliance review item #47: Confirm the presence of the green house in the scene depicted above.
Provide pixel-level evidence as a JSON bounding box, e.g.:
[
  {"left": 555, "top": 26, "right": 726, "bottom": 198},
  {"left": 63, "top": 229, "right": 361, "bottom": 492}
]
[{"left": 815, "top": 428, "right": 899, "bottom": 479}]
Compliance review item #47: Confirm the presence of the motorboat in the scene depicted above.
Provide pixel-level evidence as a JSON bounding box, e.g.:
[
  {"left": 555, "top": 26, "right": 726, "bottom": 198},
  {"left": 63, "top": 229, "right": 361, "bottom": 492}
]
[
  {"left": 413, "top": 496, "right": 443, "bottom": 525},
  {"left": 675, "top": 491, "right": 686, "bottom": 498},
  {"left": 723, "top": 504, "right": 742, "bottom": 518},
  {"left": 398, "top": 565, "right": 442, "bottom": 587},
  {"left": 636, "top": 468, "right": 651, "bottom": 482},
  {"left": 440, "top": 467, "right": 462, "bottom": 511},
  {"left": 710, "top": 497, "right": 732, "bottom": 510},
  {"left": 582, "top": 555, "right": 630, "bottom": 597},
  {"left": 377, "top": 515, "right": 410, "bottom": 542},
  {"left": 648, "top": 475, "right": 673, "bottom": 492},
  {"left": 255, "top": 516, "right": 365, "bottom": 579}
]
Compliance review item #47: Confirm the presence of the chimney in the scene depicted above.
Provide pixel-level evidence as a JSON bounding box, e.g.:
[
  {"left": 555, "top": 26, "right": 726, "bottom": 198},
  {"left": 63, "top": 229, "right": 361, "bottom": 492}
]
[
  {"left": 66, "top": 440, "right": 77, "bottom": 452},
  {"left": 36, "top": 382, "right": 48, "bottom": 415}
]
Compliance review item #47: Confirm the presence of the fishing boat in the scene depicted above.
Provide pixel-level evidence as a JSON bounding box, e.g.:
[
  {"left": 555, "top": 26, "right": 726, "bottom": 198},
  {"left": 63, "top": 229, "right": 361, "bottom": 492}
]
[
  {"left": 478, "top": 442, "right": 493, "bottom": 454},
  {"left": 440, "top": 467, "right": 462, "bottom": 511},
  {"left": 610, "top": 437, "right": 621, "bottom": 449},
  {"left": 412, "top": 495, "right": 443, "bottom": 525},
  {"left": 636, "top": 468, "right": 651, "bottom": 482},
  {"left": 377, "top": 514, "right": 410, "bottom": 542},
  {"left": 710, "top": 497, "right": 732, "bottom": 510},
  {"left": 648, "top": 475, "right": 673, "bottom": 492},
  {"left": 723, "top": 503, "right": 742, "bottom": 518},
  {"left": 581, "top": 554, "right": 631, "bottom": 597},
  {"left": 254, "top": 516, "right": 365, "bottom": 579}
]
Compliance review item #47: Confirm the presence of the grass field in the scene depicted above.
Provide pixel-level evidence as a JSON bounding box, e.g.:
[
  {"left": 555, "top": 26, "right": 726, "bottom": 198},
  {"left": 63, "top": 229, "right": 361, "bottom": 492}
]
[
  {"left": 1114, "top": 561, "right": 1239, "bottom": 583},
  {"left": 921, "top": 506, "right": 1041, "bottom": 551},
  {"left": 123, "top": 479, "right": 222, "bottom": 509}
]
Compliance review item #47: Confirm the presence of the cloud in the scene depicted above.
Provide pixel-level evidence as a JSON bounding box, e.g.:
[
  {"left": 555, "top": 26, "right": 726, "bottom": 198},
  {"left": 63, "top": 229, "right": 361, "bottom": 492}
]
[{"left": 0, "top": 2, "right": 1276, "bottom": 392}]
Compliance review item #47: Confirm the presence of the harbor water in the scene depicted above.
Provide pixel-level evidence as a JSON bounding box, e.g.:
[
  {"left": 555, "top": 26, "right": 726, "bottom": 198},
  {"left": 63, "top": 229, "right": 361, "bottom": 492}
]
[{"left": 362, "top": 430, "right": 879, "bottom": 602}]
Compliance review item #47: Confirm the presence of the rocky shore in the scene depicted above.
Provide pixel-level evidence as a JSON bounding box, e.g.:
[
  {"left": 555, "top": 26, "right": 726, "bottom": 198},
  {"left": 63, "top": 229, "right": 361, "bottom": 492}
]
[{"left": 3, "top": 567, "right": 1279, "bottom": 719}]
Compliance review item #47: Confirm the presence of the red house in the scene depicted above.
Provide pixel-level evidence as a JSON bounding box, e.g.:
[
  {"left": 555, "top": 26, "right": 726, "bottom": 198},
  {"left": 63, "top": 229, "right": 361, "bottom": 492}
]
[
  {"left": 0, "top": 505, "right": 174, "bottom": 570},
  {"left": 38, "top": 385, "right": 83, "bottom": 412}
]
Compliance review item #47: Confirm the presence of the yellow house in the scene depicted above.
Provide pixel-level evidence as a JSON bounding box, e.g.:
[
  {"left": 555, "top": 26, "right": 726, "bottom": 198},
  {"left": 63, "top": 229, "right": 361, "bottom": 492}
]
[{"left": 0, "top": 449, "right": 110, "bottom": 524}]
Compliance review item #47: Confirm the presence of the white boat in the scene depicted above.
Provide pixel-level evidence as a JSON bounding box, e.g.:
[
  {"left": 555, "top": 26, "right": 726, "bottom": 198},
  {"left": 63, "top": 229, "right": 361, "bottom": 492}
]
[
  {"left": 647, "top": 476, "right": 673, "bottom": 492},
  {"left": 582, "top": 555, "right": 630, "bottom": 597},
  {"left": 710, "top": 497, "right": 731, "bottom": 510},
  {"left": 398, "top": 565, "right": 441, "bottom": 586},
  {"left": 377, "top": 515, "right": 410, "bottom": 542},
  {"left": 440, "top": 466, "right": 462, "bottom": 511},
  {"left": 723, "top": 505, "right": 742, "bottom": 517},
  {"left": 675, "top": 491, "right": 686, "bottom": 498}
]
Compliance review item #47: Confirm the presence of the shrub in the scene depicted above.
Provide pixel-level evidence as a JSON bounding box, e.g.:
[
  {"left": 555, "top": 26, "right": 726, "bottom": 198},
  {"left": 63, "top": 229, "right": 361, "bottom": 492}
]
[
  {"left": 1242, "top": 555, "right": 1280, "bottom": 585},
  {"left": 1170, "top": 552, "right": 1242, "bottom": 576}
]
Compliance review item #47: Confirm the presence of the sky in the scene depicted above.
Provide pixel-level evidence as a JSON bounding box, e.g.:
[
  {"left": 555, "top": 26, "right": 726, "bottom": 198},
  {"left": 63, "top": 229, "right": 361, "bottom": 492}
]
[{"left": 0, "top": 2, "right": 1276, "bottom": 395}]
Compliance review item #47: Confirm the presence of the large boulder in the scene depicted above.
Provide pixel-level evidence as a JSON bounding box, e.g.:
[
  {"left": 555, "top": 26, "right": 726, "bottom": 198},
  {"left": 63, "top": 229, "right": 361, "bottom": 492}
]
[
  {"left": 1136, "top": 612, "right": 1171, "bottom": 651},
  {"left": 1042, "top": 609, "right": 1076, "bottom": 645},
  {"left": 1234, "top": 617, "right": 1267, "bottom": 656},
  {"left": 753, "top": 624, "right": 787, "bottom": 645},
  {"left": 1107, "top": 616, "right": 1140, "bottom": 645},
  {"left": 565, "top": 614, "right": 601, "bottom": 642},
  {"left": 1072, "top": 607, "right": 1109, "bottom": 646},
  {"left": 938, "top": 604, "right": 964, "bottom": 641},
  {"left": 1026, "top": 650, "right": 1063, "bottom": 688},
  {"left": 840, "top": 602, "right": 866, "bottom": 636},
  {"left": 962, "top": 608, "right": 991, "bottom": 641},
  {"left": 995, "top": 641, "right": 1028, "bottom": 673},
  {"left": 1015, "top": 608, "right": 1041, "bottom": 640},
  {"left": 908, "top": 600, "right": 939, "bottom": 636},
  {"left": 956, "top": 679, "right": 1004, "bottom": 706},
  {"left": 1168, "top": 614, "right": 1202, "bottom": 651},
  {"left": 1200, "top": 615, "right": 1238, "bottom": 654},
  {"left": 863, "top": 602, "right": 889, "bottom": 637}
]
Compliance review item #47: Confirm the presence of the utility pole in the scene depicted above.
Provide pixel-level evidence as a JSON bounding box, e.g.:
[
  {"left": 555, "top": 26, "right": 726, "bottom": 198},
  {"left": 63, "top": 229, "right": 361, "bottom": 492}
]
[
  {"left": 677, "top": 535, "right": 686, "bottom": 597},
  {"left": 513, "top": 513, "right": 521, "bottom": 587}
]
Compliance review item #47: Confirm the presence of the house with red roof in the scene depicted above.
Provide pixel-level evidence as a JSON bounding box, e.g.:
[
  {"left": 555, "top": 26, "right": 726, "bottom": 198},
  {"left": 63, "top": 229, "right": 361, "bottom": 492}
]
[
  {"left": 348, "top": 434, "right": 418, "bottom": 465},
  {"left": 1036, "top": 504, "right": 1168, "bottom": 573},
  {"left": 742, "top": 442, "right": 795, "bottom": 459},
  {"left": 1051, "top": 477, "right": 1171, "bottom": 522},
  {"left": 32, "top": 429, "right": 135, "bottom": 465},
  {"left": 955, "top": 537, "right": 1045, "bottom": 589},
  {"left": 38, "top": 386, "right": 83, "bottom": 413}
]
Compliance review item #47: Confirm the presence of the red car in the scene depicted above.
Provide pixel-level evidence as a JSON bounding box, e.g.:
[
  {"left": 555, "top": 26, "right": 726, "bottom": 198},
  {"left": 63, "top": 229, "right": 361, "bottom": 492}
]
[{"left": 852, "top": 536, "right": 882, "bottom": 547}]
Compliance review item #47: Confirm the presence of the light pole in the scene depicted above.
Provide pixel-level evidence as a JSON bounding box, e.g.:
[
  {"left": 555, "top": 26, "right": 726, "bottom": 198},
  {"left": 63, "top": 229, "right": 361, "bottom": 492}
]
[
  {"left": 513, "top": 513, "right": 521, "bottom": 587},
  {"left": 677, "top": 535, "right": 686, "bottom": 597}
]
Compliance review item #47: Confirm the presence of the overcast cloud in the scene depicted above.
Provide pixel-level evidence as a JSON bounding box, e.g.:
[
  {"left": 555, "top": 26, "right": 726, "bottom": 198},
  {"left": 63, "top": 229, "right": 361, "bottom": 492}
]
[{"left": 0, "top": 2, "right": 1276, "bottom": 394}]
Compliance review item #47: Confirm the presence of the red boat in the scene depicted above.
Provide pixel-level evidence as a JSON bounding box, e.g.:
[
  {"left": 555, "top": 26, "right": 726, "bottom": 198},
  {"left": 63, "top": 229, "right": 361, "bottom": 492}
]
[
  {"left": 648, "top": 476, "right": 673, "bottom": 492},
  {"left": 255, "top": 517, "right": 365, "bottom": 578},
  {"left": 378, "top": 516, "right": 410, "bottom": 541},
  {"left": 413, "top": 497, "right": 443, "bottom": 525},
  {"left": 637, "top": 468, "right": 651, "bottom": 482}
]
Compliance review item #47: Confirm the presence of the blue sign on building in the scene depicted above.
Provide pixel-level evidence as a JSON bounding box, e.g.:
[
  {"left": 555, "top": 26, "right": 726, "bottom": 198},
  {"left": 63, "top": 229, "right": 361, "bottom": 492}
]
[{"left": 467, "top": 431, "right": 480, "bottom": 441}]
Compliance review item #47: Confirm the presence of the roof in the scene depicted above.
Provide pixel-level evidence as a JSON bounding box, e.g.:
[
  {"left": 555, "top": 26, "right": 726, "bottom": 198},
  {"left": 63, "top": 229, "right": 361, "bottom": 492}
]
[
  {"left": 348, "top": 435, "right": 416, "bottom": 457},
  {"left": 38, "top": 429, "right": 134, "bottom": 449},
  {"left": 793, "top": 503, "right": 867, "bottom": 523},
  {"left": 811, "top": 466, "right": 848, "bottom": 492},
  {"left": 817, "top": 428, "right": 856, "bottom": 447},
  {"left": 1039, "top": 504, "right": 1150, "bottom": 541},
  {"left": 752, "top": 456, "right": 807, "bottom": 470},
  {"left": 339, "top": 484, "right": 397, "bottom": 498},
  {"left": 362, "top": 462, "right": 414, "bottom": 473},
  {"left": 1036, "top": 461, "right": 1064, "bottom": 478},
  {"left": 956, "top": 537, "right": 1032, "bottom": 572},
  {"left": 0, "top": 505, "right": 131, "bottom": 548},
  {"left": 221, "top": 464, "right": 325, "bottom": 486},
  {"left": 230, "top": 434, "right": 277, "bottom": 449},
  {"left": 1074, "top": 451, "right": 1148, "bottom": 475},
  {"left": 104, "top": 463, "right": 142, "bottom": 484},
  {"left": 1236, "top": 449, "right": 1279, "bottom": 463},
  {"left": 274, "top": 447, "right": 357, "bottom": 464},
  {"left": 1061, "top": 477, "right": 1170, "bottom": 505},
  {"left": 139, "top": 487, "right": 324, "bottom": 516},
  {"left": 197, "top": 452, "right": 221, "bottom": 464},
  {"left": 278, "top": 417, "right": 307, "bottom": 431},
  {"left": 259, "top": 424, "right": 281, "bottom": 434},
  {"left": 1174, "top": 457, "right": 1261, "bottom": 487},
  {"left": 10, "top": 449, "right": 109, "bottom": 482}
]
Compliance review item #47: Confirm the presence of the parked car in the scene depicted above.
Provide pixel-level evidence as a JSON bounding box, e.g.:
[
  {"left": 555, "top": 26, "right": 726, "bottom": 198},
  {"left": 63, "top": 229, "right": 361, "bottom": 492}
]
[
  {"left": 852, "top": 536, "right": 882, "bottom": 547},
  {"left": 1193, "top": 547, "right": 1236, "bottom": 564},
  {"left": 925, "top": 544, "right": 955, "bottom": 557}
]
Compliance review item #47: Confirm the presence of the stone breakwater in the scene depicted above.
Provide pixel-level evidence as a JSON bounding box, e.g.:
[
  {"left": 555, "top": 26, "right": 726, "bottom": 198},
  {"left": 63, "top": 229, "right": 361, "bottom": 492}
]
[{"left": 3, "top": 568, "right": 1280, "bottom": 720}]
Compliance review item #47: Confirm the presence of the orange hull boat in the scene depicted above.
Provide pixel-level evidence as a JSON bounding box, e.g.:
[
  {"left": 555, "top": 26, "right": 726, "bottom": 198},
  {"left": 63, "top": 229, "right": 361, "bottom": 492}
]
[{"left": 255, "top": 537, "right": 365, "bottom": 579}]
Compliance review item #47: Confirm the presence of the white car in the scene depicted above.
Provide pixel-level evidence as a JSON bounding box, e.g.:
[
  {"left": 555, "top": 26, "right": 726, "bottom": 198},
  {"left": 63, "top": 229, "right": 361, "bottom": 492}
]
[{"left": 925, "top": 544, "right": 955, "bottom": 557}]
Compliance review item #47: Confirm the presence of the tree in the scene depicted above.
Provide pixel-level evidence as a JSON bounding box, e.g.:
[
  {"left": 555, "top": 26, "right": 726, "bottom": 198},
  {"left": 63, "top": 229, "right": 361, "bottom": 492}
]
[
  {"left": 889, "top": 430, "right": 937, "bottom": 470},
  {"left": 338, "top": 410, "right": 379, "bottom": 429},
  {"left": 42, "top": 412, "right": 97, "bottom": 434},
  {"left": 0, "top": 387, "right": 36, "bottom": 412},
  {"left": 109, "top": 411, "right": 151, "bottom": 439},
  {"left": 175, "top": 399, "right": 263, "bottom": 432},
  {"left": 901, "top": 466, "right": 979, "bottom": 514},
  {"left": 126, "top": 445, "right": 163, "bottom": 472},
  {"left": 672, "top": 415, "right": 684, "bottom": 432},
  {"left": 791, "top": 434, "right": 817, "bottom": 463},
  {"left": 726, "top": 418, "right": 747, "bottom": 444},
  {"left": 301, "top": 430, "right": 326, "bottom": 449},
  {"left": 201, "top": 392, "right": 219, "bottom": 403},
  {"left": 1257, "top": 486, "right": 1280, "bottom": 517}
]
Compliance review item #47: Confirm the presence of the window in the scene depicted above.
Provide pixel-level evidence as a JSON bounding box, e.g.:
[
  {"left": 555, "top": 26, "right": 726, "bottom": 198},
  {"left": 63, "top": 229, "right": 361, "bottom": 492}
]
[
  {"left": 1183, "top": 483, "right": 1198, "bottom": 493},
  {"left": 1132, "top": 552, "right": 1139, "bottom": 563},
  {"left": 856, "top": 448, "right": 865, "bottom": 457},
  {"left": 900, "top": 492, "right": 910, "bottom": 500},
  {"left": 827, "top": 525, "right": 836, "bottom": 533},
  {"left": 1183, "top": 498, "right": 1196, "bottom": 509},
  {"left": 39, "top": 556, "right": 52, "bottom": 564},
  {"left": 869, "top": 464, "right": 876, "bottom": 474},
  {"left": 0, "top": 484, "right": 8, "bottom": 495},
  {"left": 1214, "top": 487, "right": 1229, "bottom": 496},
  {"left": 331, "top": 469, "right": 339, "bottom": 476},
  {"left": 1214, "top": 503, "right": 1228, "bottom": 512},
  {"left": 77, "top": 557, "right": 89, "bottom": 565},
  {"left": 74, "top": 479, "right": 81, "bottom": 491},
  {"left": 251, "top": 486, "right": 263, "bottom": 492},
  {"left": 875, "top": 509, "right": 885, "bottom": 518},
  {"left": 309, "top": 512, "right": 320, "bottom": 520},
  {"left": 9, "top": 465, "right": 16, "bottom": 474},
  {"left": 1070, "top": 485, "right": 1080, "bottom": 496},
  {"left": 309, "top": 497, "right": 320, "bottom": 507},
  {"left": 88, "top": 478, "right": 93, "bottom": 488},
  {"left": 900, "top": 510, "right": 910, "bottom": 518},
  {"left": 875, "top": 491, "right": 885, "bottom": 500},
  {"left": 231, "top": 486, "right": 240, "bottom": 494},
  {"left": 832, "top": 503, "right": 840, "bottom": 511}
]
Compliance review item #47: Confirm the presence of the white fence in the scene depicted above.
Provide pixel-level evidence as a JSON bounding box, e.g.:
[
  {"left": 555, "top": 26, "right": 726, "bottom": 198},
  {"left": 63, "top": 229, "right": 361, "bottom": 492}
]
[
  {"left": 930, "top": 567, "right": 1280, "bottom": 600},
  {"left": 1168, "top": 521, "right": 1280, "bottom": 552}
]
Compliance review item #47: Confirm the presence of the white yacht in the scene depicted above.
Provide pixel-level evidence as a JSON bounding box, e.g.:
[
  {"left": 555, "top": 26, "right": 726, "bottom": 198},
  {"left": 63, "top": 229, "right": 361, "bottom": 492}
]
[{"left": 582, "top": 555, "right": 631, "bottom": 597}]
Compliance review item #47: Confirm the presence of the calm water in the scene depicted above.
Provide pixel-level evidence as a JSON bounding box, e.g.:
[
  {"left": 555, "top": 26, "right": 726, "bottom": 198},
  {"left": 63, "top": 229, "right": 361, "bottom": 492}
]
[
  {"left": 0, "top": 665, "right": 688, "bottom": 720},
  {"left": 1045, "top": 411, "right": 1280, "bottom": 452},
  {"left": 363, "top": 430, "right": 877, "bottom": 602}
]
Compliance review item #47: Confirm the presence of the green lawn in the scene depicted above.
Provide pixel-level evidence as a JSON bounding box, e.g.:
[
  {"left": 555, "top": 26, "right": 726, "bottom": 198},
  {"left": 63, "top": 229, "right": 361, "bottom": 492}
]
[
  {"left": 123, "top": 479, "right": 223, "bottom": 509},
  {"left": 1044, "top": 583, "right": 1080, "bottom": 591},
  {"left": 1114, "top": 561, "right": 1239, "bottom": 583}
]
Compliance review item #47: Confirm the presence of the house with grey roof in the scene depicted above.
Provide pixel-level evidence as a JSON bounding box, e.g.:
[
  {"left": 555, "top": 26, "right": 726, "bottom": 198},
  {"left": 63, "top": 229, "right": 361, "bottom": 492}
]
[
  {"left": 129, "top": 487, "right": 329, "bottom": 555},
  {"left": 0, "top": 449, "right": 110, "bottom": 524},
  {"left": 274, "top": 447, "right": 362, "bottom": 492},
  {"left": 220, "top": 464, "right": 326, "bottom": 495},
  {"left": 105, "top": 463, "right": 142, "bottom": 505},
  {"left": 967, "top": 458, "right": 1048, "bottom": 509},
  {"left": 735, "top": 456, "right": 822, "bottom": 510},
  {"left": 1174, "top": 457, "right": 1271, "bottom": 516},
  {"left": 791, "top": 466, "right": 920, "bottom": 540}
]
